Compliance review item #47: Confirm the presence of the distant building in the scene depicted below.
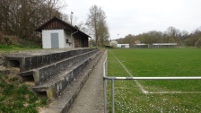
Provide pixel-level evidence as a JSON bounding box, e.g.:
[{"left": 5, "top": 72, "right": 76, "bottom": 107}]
[
  {"left": 117, "top": 44, "right": 129, "bottom": 48},
  {"left": 135, "top": 43, "right": 178, "bottom": 48},
  {"left": 35, "top": 16, "right": 90, "bottom": 49},
  {"left": 152, "top": 43, "right": 177, "bottom": 48},
  {"left": 136, "top": 43, "right": 149, "bottom": 48}
]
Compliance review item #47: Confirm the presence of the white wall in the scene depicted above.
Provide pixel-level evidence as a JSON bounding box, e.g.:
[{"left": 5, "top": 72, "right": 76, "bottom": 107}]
[
  {"left": 42, "top": 30, "right": 66, "bottom": 49},
  {"left": 117, "top": 44, "right": 121, "bottom": 48},
  {"left": 117, "top": 44, "right": 130, "bottom": 48},
  {"left": 125, "top": 44, "right": 129, "bottom": 48}
]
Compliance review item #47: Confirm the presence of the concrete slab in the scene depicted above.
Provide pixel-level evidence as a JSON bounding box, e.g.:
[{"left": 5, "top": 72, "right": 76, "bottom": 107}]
[{"left": 6, "top": 48, "right": 97, "bottom": 72}]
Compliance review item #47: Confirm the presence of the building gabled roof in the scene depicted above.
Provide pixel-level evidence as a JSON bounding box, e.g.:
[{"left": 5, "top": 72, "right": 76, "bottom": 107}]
[{"left": 35, "top": 16, "right": 90, "bottom": 38}]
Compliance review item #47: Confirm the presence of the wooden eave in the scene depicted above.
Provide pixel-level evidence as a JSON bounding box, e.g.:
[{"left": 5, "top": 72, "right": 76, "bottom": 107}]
[{"left": 35, "top": 16, "right": 90, "bottom": 38}]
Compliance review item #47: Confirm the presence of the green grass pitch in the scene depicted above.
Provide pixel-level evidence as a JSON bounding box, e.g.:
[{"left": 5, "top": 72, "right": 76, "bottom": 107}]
[{"left": 107, "top": 48, "right": 201, "bottom": 113}]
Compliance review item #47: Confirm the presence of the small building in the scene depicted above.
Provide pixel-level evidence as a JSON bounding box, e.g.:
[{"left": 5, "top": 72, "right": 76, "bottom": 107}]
[
  {"left": 36, "top": 16, "right": 90, "bottom": 49},
  {"left": 117, "top": 44, "right": 129, "bottom": 48}
]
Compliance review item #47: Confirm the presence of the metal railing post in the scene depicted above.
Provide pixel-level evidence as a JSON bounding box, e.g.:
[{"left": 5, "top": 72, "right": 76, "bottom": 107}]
[
  {"left": 103, "top": 79, "right": 107, "bottom": 113},
  {"left": 103, "top": 57, "right": 108, "bottom": 113},
  {"left": 111, "top": 79, "right": 115, "bottom": 113}
]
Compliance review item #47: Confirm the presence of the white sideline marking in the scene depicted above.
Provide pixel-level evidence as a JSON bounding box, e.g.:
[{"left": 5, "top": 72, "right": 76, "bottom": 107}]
[
  {"left": 109, "top": 50, "right": 201, "bottom": 94},
  {"left": 115, "top": 87, "right": 201, "bottom": 94},
  {"left": 149, "top": 91, "right": 201, "bottom": 94},
  {"left": 109, "top": 50, "right": 148, "bottom": 94}
]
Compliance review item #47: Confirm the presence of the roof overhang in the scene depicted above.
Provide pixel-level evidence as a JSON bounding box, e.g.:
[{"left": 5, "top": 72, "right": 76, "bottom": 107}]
[{"left": 35, "top": 16, "right": 90, "bottom": 38}]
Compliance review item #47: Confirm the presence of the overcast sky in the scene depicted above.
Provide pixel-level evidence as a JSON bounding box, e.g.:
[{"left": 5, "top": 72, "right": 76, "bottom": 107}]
[{"left": 62, "top": 0, "right": 201, "bottom": 39}]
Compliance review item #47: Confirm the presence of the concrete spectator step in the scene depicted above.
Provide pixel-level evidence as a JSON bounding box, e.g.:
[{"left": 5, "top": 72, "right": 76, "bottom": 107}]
[
  {"left": 39, "top": 50, "right": 103, "bottom": 113},
  {"left": 3, "top": 48, "right": 103, "bottom": 113},
  {"left": 32, "top": 51, "right": 98, "bottom": 100},
  {"left": 6, "top": 48, "right": 97, "bottom": 72},
  {"left": 19, "top": 49, "right": 98, "bottom": 85}
]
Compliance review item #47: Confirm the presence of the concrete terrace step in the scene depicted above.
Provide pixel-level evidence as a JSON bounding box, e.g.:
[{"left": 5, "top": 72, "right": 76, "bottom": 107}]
[
  {"left": 6, "top": 48, "right": 97, "bottom": 72},
  {"left": 4, "top": 48, "right": 102, "bottom": 113},
  {"left": 40, "top": 50, "right": 103, "bottom": 113},
  {"left": 32, "top": 51, "right": 100, "bottom": 100},
  {"left": 19, "top": 49, "right": 98, "bottom": 85}
]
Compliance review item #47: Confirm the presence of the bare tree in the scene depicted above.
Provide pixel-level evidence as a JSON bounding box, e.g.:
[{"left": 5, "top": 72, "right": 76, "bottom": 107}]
[
  {"left": 165, "top": 26, "right": 181, "bottom": 43},
  {"left": 0, "top": 0, "right": 66, "bottom": 39},
  {"left": 86, "top": 5, "right": 109, "bottom": 46},
  {"left": 98, "top": 20, "right": 109, "bottom": 46}
]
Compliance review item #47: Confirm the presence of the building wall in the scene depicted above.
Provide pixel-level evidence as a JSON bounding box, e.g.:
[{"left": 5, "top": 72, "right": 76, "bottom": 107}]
[
  {"left": 41, "top": 29, "right": 88, "bottom": 49},
  {"left": 74, "top": 36, "right": 79, "bottom": 48},
  {"left": 117, "top": 44, "right": 129, "bottom": 48},
  {"left": 73, "top": 35, "right": 89, "bottom": 48},
  {"left": 84, "top": 37, "right": 89, "bottom": 47},
  {"left": 64, "top": 31, "right": 73, "bottom": 48},
  {"left": 42, "top": 30, "right": 66, "bottom": 49}
]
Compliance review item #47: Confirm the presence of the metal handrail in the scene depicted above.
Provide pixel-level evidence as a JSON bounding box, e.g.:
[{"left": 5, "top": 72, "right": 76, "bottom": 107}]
[
  {"left": 103, "top": 57, "right": 107, "bottom": 113},
  {"left": 104, "top": 76, "right": 201, "bottom": 80}
]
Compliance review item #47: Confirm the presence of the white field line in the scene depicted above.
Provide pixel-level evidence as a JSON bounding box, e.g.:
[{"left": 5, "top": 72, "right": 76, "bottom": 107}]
[
  {"left": 149, "top": 91, "right": 201, "bottom": 94},
  {"left": 115, "top": 87, "right": 201, "bottom": 94},
  {"left": 109, "top": 50, "right": 148, "bottom": 94},
  {"left": 109, "top": 50, "right": 201, "bottom": 94}
]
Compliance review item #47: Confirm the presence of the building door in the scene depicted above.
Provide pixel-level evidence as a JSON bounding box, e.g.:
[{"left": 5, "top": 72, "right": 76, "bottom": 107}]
[
  {"left": 74, "top": 37, "right": 79, "bottom": 48},
  {"left": 51, "top": 33, "right": 59, "bottom": 48}
]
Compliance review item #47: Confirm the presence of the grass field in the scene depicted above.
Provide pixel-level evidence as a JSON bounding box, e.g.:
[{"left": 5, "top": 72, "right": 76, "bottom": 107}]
[{"left": 107, "top": 48, "right": 201, "bottom": 113}]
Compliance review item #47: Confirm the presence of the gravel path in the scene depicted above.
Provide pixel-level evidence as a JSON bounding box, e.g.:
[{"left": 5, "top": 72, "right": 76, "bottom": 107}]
[{"left": 69, "top": 50, "right": 107, "bottom": 113}]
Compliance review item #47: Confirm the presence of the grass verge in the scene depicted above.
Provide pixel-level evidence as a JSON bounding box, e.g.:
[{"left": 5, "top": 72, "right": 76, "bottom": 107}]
[{"left": 0, "top": 42, "right": 41, "bottom": 53}]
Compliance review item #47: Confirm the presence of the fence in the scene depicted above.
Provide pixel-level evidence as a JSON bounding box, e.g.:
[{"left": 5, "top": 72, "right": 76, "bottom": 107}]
[{"left": 103, "top": 57, "right": 201, "bottom": 113}]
